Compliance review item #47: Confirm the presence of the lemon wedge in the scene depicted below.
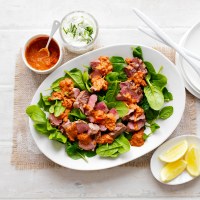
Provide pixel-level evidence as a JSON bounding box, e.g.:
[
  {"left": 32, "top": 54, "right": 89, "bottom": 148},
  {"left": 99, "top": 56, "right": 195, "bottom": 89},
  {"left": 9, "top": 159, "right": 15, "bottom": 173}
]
[
  {"left": 159, "top": 140, "right": 188, "bottom": 163},
  {"left": 160, "top": 159, "right": 187, "bottom": 182},
  {"left": 185, "top": 144, "right": 200, "bottom": 177}
]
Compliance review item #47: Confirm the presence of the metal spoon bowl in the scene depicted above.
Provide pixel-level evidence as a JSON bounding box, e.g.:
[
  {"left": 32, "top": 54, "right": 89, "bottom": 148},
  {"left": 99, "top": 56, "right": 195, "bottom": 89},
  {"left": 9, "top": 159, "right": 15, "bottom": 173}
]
[{"left": 39, "top": 20, "right": 60, "bottom": 57}]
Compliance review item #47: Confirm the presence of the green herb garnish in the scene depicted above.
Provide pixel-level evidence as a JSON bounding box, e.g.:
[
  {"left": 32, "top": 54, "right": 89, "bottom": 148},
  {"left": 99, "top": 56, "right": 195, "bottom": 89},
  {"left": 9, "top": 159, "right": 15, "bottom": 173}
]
[{"left": 63, "top": 22, "right": 94, "bottom": 44}]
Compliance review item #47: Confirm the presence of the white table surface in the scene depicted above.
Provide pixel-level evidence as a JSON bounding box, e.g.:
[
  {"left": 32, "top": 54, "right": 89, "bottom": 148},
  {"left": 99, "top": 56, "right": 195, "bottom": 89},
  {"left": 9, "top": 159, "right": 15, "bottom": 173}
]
[{"left": 1, "top": 0, "right": 200, "bottom": 199}]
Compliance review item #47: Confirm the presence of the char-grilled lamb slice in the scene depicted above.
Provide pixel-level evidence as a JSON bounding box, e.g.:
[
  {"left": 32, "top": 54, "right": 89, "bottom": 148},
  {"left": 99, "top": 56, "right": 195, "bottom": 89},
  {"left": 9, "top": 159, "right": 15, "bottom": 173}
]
[
  {"left": 49, "top": 114, "right": 62, "bottom": 126},
  {"left": 72, "top": 88, "right": 80, "bottom": 98},
  {"left": 99, "top": 125, "right": 107, "bottom": 131},
  {"left": 94, "top": 101, "right": 109, "bottom": 113},
  {"left": 127, "top": 119, "right": 145, "bottom": 132},
  {"left": 124, "top": 58, "right": 147, "bottom": 77},
  {"left": 76, "top": 121, "right": 89, "bottom": 133},
  {"left": 129, "top": 113, "right": 145, "bottom": 122},
  {"left": 84, "top": 94, "right": 98, "bottom": 115},
  {"left": 73, "top": 90, "right": 90, "bottom": 112},
  {"left": 122, "top": 109, "right": 135, "bottom": 121},
  {"left": 88, "top": 123, "right": 100, "bottom": 135},
  {"left": 77, "top": 133, "right": 96, "bottom": 150},
  {"left": 109, "top": 123, "right": 127, "bottom": 139},
  {"left": 90, "top": 60, "right": 100, "bottom": 69},
  {"left": 116, "top": 86, "right": 143, "bottom": 103},
  {"left": 109, "top": 108, "right": 119, "bottom": 120}
]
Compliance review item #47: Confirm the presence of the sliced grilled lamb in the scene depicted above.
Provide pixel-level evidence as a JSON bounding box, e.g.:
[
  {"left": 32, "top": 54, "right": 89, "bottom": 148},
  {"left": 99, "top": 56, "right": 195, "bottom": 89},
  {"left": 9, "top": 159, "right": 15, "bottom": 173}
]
[
  {"left": 109, "top": 108, "right": 119, "bottom": 120},
  {"left": 48, "top": 114, "right": 62, "bottom": 126},
  {"left": 124, "top": 58, "right": 147, "bottom": 77},
  {"left": 78, "top": 133, "right": 96, "bottom": 150},
  {"left": 127, "top": 119, "right": 145, "bottom": 132},
  {"left": 72, "top": 88, "right": 80, "bottom": 98},
  {"left": 109, "top": 123, "right": 127, "bottom": 139},
  {"left": 73, "top": 90, "right": 90, "bottom": 112},
  {"left": 76, "top": 121, "right": 89, "bottom": 133},
  {"left": 94, "top": 101, "right": 109, "bottom": 113},
  {"left": 88, "top": 123, "right": 100, "bottom": 135}
]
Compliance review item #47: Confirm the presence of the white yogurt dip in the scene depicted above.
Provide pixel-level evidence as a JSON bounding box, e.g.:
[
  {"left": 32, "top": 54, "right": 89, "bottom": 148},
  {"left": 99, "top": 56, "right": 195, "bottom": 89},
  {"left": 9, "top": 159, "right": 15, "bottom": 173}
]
[{"left": 60, "top": 11, "right": 98, "bottom": 54}]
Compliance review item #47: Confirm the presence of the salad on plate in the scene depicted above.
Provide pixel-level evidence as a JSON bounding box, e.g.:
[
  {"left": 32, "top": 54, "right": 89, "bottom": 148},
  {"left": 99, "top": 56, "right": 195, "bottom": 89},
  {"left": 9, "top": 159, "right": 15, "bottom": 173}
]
[{"left": 26, "top": 46, "right": 174, "bottom": 161}]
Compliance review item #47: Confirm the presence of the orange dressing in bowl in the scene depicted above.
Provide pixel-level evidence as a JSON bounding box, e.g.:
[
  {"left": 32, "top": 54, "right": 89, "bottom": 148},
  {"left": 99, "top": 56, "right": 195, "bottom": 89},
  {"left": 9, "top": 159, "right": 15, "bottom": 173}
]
[{"left": 25, "top": 37, "right": 60, "bottom": 70}]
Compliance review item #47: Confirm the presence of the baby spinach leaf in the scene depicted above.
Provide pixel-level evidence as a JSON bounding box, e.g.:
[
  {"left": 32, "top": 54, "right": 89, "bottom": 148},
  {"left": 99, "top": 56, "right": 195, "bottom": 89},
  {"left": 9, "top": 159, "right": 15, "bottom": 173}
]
[
  {"left": 49, "top": 131, "right": 67, "bottom": 144},
  {"left": 107, "top": 101, "right": 128, "bottom": 117},
  {"left": 151, "top": 73, "right": 167, "bottom": 90},
  {"left": 26, "top": 105, "right": 55, "bottom": 136},
  {"left": 68, "top": 108, "right": 86, "bottom": 121},
  {"left": 82, "top": 71, "right": 91, "bottom": 92},
  {"left": 66, "top": 141, "right": 96, "bottom": 161},
  {"left": 116, "top": 134, "right": 131, "bottom": 154},
  {"left": 112, "top": 63, "right": 127, "bottom": 72},
  {"left": 150, "top": 123, "right": 160, "bottom": 133},
  {"left": 143, "top": 133, "right": 149, "bottom": 140},
  {"left": 98, "top": 95, "right": 105, "bottom": 102},
  {"left": 110, "top": 56, "right": 125, "bottom": 63},
  {"left": 144, "top": 84, "right": 164, "bottom": 111},
  {"left": 163, "top": 87, "right": 173, "bottom": 102},
  {"left": 132, "top": 46, "right": 143, "bottom": 60},
  {"left": 145, "top": 108, "right": 159, "bottom": 124},
  {"left": 124, "top": 132, "right": 132, "bottom": 140},
  {"left": 65, "top": 68, "right": 86, "bottom": 90},
  {"left": 105, "top": 81, "right": 128, "bottom": 117},
  {"left": 84, "top": 150, "right": 96, "bottom": 157},
  {"left": 106, "top": 72, "right": 119, "bottom": 82},
  {"left": 113, "top": 101, "right": 129, "bottom": 118},
  {"left": 96, "top": 134, "right": 130, "bottom": 158},
  {"left": 26, "top": 105, "right": 47, "bottom": 124},
  {"left": 138, "top": 96, "right": 150, "bottom": 111},
  {"left": 51, "top": 77, "right": 66, "bottom": 91},
  {"left": 144, "top": 61, "right": 156, "bottom": 75},
  {"left": 54, "top": 101, "right": 66, "bottom": 117},
  {"left": 143, "top": 123, "right": 160, "bottom": 140},
  {"left": 105, "top": 81, "right": 120, "bottom": 103},
  {"left": 106, "top": 72, "right": 127, "bottom": 82},
  {"left": 49, "top": 104, "right": 55, "bottom": 113},
  {"left": 34, "top": 123, "right": 49, "bottom": 135},
  {"left": 158, "top": 66, "right": 164, "bottom": 74},
  {"left": 159, "top": 106, "right": 173, "bottom": 120},
  {"left": 118, "top": 71, "right": 127, "bottom": 81},
  {"left": 37, "top": 93, "right": 51, "bottom": 112},
  {"left": 66, "top": 142, "right": 87, "bottom": 161}
]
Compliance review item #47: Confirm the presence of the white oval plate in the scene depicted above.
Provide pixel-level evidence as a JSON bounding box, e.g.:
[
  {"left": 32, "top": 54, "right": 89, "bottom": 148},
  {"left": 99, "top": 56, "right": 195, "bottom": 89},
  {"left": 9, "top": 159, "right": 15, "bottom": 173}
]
[
  {"left": 176, "top": 22, "right": 200, "bottom": 98},
  {"left": 29, "top": 44, "right": 185, "bottom": 170},
  {"left": 151, "top": 135, "right": 200, "bottom": 185}
]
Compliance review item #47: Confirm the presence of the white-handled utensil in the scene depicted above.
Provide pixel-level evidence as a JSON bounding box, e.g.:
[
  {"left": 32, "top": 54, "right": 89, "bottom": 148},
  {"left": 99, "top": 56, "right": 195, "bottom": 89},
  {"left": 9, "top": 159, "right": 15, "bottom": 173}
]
[
  {"left": 39, "top": 20, "right": 60, "bottom": 57},
  {"left": 138, "top": 27, "right": 200, "bottom": 62},
  {"left": 132, "top": 8, "right": 200, "bottom": 89}
]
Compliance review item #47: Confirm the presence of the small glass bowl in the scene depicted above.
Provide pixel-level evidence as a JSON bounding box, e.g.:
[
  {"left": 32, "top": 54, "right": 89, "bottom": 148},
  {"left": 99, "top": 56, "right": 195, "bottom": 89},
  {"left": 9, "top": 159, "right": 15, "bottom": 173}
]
[{"left": 60, "top": 11, "right": 99, "bottom": 54}]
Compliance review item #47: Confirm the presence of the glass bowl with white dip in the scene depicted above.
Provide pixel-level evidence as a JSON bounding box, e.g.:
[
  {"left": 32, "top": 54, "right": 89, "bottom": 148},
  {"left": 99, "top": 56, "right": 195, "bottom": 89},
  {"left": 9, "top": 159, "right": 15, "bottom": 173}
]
[{"left": 60, "top": 11, "right": 98, "bottom": 54}]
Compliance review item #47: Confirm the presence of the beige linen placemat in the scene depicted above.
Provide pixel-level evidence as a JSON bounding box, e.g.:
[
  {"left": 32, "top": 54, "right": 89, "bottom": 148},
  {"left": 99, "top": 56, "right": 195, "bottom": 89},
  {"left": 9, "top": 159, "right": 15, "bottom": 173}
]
[{"left": 11, "top": 47, "right": 197, "bottom": 169}]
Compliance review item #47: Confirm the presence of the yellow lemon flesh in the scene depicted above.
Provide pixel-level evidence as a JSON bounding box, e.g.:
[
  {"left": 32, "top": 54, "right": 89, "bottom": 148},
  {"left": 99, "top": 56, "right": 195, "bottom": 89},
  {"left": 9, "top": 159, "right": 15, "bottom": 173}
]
[
  {"left": 185, "top": 144, "right": 200, "bottom": 177},
  {"left": 160, "top": 159, "right": 187, "bottom": 182},
  {"left": 159, "top": 140, "right": 188, "bottom": 163}
]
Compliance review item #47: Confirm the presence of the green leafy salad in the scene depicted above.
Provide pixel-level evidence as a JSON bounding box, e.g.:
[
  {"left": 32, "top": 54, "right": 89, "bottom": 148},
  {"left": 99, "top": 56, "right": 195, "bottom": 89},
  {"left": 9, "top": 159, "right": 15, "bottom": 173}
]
[{"left": 26, "top": 46, "right": 173, "bottom": 161}]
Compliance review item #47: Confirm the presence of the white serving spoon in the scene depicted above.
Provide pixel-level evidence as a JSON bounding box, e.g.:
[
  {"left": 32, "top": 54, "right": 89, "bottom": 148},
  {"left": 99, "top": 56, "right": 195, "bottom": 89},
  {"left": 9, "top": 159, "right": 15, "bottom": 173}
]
[
  {"left": 151, "top": 135, "right": 200, "bottom": 185},
  {"left": 132, "top": 8, "right": 200, "bottom": 93},
  {"left": 138, "top": 26, "right": 200, "bottom": 62},
  {"left": 39, "top": 20, "right": 60, "bottom": 57}
]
